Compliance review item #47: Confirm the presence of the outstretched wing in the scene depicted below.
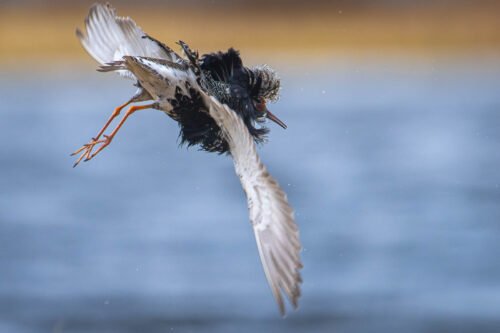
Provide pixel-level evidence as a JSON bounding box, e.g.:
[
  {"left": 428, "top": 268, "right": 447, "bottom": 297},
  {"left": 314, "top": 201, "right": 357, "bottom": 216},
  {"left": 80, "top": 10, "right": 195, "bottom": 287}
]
[
  {"left": 76, "top": 3, "right": 182, "bottom": 78},
  {"left": 204, "top": 95, "right": 302, "bottom": 315}
]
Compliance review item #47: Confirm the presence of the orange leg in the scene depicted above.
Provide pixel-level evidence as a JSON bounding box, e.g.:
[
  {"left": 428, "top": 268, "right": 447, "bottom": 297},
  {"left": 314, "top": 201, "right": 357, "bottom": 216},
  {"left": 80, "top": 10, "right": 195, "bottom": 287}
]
[
  {"left": 93, "top": 100, "right": 132, "bottom": 141},
  {"left": 87, "top": 103, "right": 154, "bottom": 160},
  {"left": 71, "top": 100, "right": 132, "bottom": 165},
  {"left": 72, "top": 103, "right": 155, "bottom": 167}
]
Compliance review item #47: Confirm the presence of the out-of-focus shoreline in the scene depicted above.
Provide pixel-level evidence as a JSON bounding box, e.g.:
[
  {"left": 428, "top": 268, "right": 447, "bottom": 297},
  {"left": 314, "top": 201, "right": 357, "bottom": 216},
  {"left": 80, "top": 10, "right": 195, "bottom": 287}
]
[{"left": 1, "top": 5, "right": 499, "bottom": 67}]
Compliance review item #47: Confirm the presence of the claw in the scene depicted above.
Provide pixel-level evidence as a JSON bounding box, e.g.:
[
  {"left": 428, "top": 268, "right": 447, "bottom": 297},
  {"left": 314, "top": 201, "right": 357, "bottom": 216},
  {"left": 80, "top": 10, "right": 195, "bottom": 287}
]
[
  {"left": 71, "top": 145, "right": 87, "bottom": 156},
  {"left": 72, "top": 147, "right": 88, "bottom": 167}
]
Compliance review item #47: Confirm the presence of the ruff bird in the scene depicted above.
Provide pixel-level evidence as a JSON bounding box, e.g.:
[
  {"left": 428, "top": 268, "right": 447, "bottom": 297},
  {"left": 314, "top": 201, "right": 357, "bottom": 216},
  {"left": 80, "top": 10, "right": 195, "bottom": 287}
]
[{"left": 72, "top": 3, "right": 302, "bottom": 315}]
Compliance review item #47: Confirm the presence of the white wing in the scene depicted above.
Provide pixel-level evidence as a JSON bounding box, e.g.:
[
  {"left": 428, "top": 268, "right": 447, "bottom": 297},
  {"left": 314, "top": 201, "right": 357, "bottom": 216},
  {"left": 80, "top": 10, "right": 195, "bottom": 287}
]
[
  {"left": 76, "top": 3, "right": 181, "bottom": 78},
  {"left": 204, "top": 95, "right": 303, "bottom": 315}
]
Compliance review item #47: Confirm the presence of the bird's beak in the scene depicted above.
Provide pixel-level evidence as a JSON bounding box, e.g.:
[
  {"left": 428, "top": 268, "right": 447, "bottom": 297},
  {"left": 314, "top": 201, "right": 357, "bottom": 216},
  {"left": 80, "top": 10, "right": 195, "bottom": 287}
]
[{"left": 266, "top": 109, "right": 287, "bottom": 129}]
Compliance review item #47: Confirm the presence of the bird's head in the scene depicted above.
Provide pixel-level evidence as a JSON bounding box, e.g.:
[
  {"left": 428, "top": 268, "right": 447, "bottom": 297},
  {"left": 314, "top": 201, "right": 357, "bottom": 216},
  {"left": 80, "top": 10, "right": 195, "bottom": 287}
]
[
  {"left": 254, "top": 97, "right": 287, "bottom": 129},
  {"left": 249, "top": 65, "right": 286, "bottom": 129}
]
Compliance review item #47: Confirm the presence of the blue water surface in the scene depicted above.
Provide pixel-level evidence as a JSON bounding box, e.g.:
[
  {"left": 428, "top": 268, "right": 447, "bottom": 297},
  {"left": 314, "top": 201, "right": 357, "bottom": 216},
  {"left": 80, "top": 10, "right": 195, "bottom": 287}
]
[{"left": 1, "top": 55, "right": 500, "bottom": 332}]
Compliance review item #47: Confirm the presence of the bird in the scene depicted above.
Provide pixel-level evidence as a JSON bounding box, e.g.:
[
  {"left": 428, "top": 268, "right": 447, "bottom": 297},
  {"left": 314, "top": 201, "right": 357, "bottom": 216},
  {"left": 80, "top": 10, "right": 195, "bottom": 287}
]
[{"left": 72, "top": 3, "right": 302, "bottom": 315}]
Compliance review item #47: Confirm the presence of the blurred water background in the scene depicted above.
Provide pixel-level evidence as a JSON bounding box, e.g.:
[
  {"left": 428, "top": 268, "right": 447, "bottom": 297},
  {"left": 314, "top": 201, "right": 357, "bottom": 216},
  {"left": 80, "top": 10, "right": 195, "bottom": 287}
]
[{"left": 1, "top": 1, "right": 500, "bottom": 332}]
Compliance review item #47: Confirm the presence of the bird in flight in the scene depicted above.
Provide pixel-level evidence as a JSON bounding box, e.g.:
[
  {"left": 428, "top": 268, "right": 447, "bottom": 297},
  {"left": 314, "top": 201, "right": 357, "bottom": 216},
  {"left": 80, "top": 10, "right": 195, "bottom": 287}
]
[{"left": 72, "top": 3, "right": 302, "bottom": 315}]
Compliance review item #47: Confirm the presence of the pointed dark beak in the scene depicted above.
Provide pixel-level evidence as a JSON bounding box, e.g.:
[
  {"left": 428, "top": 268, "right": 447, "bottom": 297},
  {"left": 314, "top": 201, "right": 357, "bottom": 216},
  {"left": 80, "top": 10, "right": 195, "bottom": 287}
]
[{"left": 265, "top": 109, "right": 287, "bottom": 129}]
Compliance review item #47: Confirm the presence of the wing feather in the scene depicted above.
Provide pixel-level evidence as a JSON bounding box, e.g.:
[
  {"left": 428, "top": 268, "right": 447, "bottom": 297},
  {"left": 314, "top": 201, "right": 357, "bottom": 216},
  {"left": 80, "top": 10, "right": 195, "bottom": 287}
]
[
  {"left": 76, "top": 3, "right": 182, "bottom": 78},
  {"left": 204, "top": 95, "right": 302, "bottom": 315}
]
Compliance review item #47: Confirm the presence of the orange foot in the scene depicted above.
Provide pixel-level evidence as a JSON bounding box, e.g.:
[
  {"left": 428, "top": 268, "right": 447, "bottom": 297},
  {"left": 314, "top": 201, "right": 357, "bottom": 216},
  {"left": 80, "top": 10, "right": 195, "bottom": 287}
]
[{"left": 71, "top": 136, "right": 108, "bottom": 167}]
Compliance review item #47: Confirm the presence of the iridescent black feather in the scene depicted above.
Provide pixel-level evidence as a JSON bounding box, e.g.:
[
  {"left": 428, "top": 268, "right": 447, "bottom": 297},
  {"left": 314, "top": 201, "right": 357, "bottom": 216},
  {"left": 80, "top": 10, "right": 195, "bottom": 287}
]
[
  {"left": 172, "top": 48, "right": 271, "bottom": 153},
  {"left": 201, "top": 49, "right": 268, "bottom": 135},
  {"left": 168, "top": 82, "right": 228, "bottom": 153}
]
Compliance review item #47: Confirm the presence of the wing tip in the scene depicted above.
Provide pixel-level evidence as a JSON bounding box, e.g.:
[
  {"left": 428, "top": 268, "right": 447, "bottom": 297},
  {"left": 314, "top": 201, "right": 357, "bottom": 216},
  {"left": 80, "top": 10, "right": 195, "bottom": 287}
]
[
  {"left": 277, "top": 285, "right": 301, "bottom": 317},
  {"left": 276, "top": 292, "right": 286, "bottom": 317},
  {"left": 89, "top": 2, "right": 113, "bottom": 14},
  {"left": 281, "top": 270, "right": 303, "bottom": 316}
]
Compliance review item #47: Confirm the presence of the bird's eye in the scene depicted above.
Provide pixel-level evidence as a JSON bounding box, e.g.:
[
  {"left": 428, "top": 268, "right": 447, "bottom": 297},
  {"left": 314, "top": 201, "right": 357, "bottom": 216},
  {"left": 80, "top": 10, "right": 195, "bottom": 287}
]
[{"left": 255, "top": 98, "right": 266, "bottom": 112}]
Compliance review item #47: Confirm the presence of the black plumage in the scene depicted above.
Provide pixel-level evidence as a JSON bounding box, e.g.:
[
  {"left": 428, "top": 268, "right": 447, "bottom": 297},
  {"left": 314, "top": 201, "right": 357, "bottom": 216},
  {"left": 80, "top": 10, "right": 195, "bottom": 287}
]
[
  {"left": 170, "top": 48, "right": 271, "bottom": 154},
  {"left": 168, "top": 81, "right": 229, "bottom": 153}
]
